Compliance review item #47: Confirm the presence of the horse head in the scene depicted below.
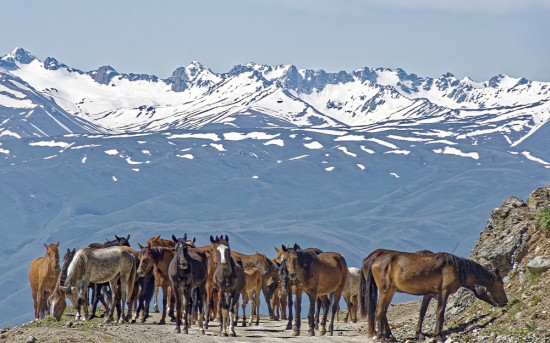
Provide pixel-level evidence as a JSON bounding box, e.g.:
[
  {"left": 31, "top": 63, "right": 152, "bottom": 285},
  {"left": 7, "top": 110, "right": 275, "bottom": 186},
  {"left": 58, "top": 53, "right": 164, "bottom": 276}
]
[
  {"left": 136, "top": 243, "right": 153, "bottom": 277},
  {"left": 487, "top": 269, "right": 508, "bottom": 307},
  {"left": 44, "top": 241, "right": 60, "bottom": 272},
  {"left": 281, "top": 243, "right": 302, "bottom": 281},
  {"left": 215, "top": 235, "right": 231, "bottom": 269},
  {"left": 115, "top": 234, "right": 131, "bottom": 247},
  {"left": 172, "top": 234, "right": 190, "bottom": 270}
]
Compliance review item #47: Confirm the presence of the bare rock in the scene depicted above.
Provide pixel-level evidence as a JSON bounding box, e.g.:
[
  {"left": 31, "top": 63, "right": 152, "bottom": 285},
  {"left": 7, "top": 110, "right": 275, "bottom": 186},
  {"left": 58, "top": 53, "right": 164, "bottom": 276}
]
[{"left": 526, "top": 256, "right": 550, "bottom": 274}]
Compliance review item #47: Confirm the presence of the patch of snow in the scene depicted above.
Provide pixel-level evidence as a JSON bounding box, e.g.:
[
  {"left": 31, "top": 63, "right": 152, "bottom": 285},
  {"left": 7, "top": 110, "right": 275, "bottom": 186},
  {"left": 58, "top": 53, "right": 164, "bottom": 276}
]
[
  {"left": 432, "top": 146, "right": 479, "bottom": 160},
  {"left": 167, "top": 133, "right": 221, "bottom": 141},
  {"left": 289, "top": 154, "right": 309, "bottom": 161},
  {"left": 360, "top": 146, "right": 375, "bottom": 154},
  {"left": 104, "top": 149, "right": 119, "bottom": 155},
  {"left": 210, "top": 143, "right": 227, "bottom": 152},
  {"left": 224, "top": 132, "right": 279, "bottom": 141},
  {"left": 29, "top": 140, "right": 71, "bottom": 148},
  {"left": 325, "top": 166, "right": 335, "bottom": 172},
  {"left": 264, "top": 139, "right": 284, "bottom": 147},
  {"left": 521, "top": 151, "right": 549, "bottom": 165},
  {"left": 335, "top": 135, "right": 366, "bottom": 142},
  {"left": 337, "top": 146, "right": 357, "bottom": 157},
  {"left": 357, "top": 163, "right": 366, "bottom": 170},
  {"left": 384, "top": 150, "right": 410, "bottom": 155},
  {"left": 366, "top": 138, "right": 398, "bottom": 149},
  {"left": 304, "top": 141, "right": 323, "bottom": 149},
  {"left": 0, "top": 130, "right": 22, "bottom": 139},
  {"left": 177, "top": 154, "right": 194, "bottom": 159},
  {"left": 390, "top": 172, "right": 400, "bottom": 178}
]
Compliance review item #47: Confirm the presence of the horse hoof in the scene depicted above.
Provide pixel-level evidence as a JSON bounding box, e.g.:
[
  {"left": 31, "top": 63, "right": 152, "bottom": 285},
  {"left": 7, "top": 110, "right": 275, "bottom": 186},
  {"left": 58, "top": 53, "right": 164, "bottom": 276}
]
[
  {"left": 158, "top": 320, "right": 165, "bottom": 325},
  {"left": 320, "top": 329, "right": 326, "bottom": 336},
  {"left": 200, "top": 329, "right": 205, "bottom": 335},
  {"left": 292, "top": 330, "right": 300, "bottom": 336},
  {"left": 328, "top": 332, "right": 333, "bottom": 336},
  {"left": 308, "top": 330, "right": 315, "bottom": 336},
  {"left": 230, "top": 332, "right": 236, "bottom": 337}
]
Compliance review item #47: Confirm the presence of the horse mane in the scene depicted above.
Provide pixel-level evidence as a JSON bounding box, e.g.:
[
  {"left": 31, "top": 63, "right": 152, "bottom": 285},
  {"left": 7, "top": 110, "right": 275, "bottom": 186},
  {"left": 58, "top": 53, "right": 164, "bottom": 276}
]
[
  {"left": 436, "top": 252, "right": 494, "bottom": 285},
  {"left": 65, "top": 248, "right": 90, "bottom": 288},
  {"left": 149, "top": 246, "right": 171, "bottom": 264}
]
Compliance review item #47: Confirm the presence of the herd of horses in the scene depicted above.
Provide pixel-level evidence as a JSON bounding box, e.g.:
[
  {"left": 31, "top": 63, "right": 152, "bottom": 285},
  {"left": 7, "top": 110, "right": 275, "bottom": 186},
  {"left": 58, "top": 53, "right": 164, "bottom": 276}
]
[{"left": 29, "top": 234, "right": 508, "bottom": 342}]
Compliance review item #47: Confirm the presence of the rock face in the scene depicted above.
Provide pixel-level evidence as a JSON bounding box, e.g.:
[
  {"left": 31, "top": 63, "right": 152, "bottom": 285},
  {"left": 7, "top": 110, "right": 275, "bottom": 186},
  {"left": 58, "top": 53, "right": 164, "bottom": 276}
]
[
  {"left": 526, "top": 256, "right": 550, "bottom": 273},
  {"left": 446, "top": 184, "right": 550, "bottom": 318}
]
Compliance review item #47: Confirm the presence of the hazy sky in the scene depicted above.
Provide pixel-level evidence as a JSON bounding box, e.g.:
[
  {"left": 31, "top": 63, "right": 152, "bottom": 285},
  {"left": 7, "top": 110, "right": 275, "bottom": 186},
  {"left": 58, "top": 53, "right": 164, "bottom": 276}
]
[{"left": 2, "top": 0, "right": 549, "bottom": 81}]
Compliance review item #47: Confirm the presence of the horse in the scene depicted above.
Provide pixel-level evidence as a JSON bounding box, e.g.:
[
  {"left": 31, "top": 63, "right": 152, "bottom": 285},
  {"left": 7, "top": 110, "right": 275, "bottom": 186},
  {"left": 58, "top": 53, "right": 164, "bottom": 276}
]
[
  {"left": 414, "top": 250, "right": 508, "bottom": 340},
  {"left": 145, "top": 235, "right": 196, "bottom": 313},
  {"left": 360, "top": 249, "right": 508, "bottom": 342},
  {"left": 212, "top": 235, "right": 246, "bottom": 337},
  {"left": 49, "top": 248, "right": 76, "bottom": 321},
  {"left": 28, "top": 242, "right": 60, "bottom": 320},
  {"left": 61, "top": 246, "right": 136, "bottom": 323},
  {"left": 340, "top": 267, "right": 360, "bottom": 323},
  {"left": 230, "top": 250, "right": 279, "bottom": 320},
  {"left": 136, "top": 243, "right": 176, "bottom": 324},
  {"left": 168, "top": 234, "right": 208, "bottom": 334},
  {"left": 280, "top": 244, "right": 347, "bottom": 336},
  {"left": 87, "top": 235, "right": 131, "bottom": 319},
  {"left": 202, "top": 237, "right": 221, "bottom": 329},
  {"left": 240, "top": 266, "right": 262, "bottom": 327},
  {"left": 130, "top": 248, "right": 156, "bottom": 324},
  {"left": 89, "top": 234, "right": 131, "bottom": 249}
]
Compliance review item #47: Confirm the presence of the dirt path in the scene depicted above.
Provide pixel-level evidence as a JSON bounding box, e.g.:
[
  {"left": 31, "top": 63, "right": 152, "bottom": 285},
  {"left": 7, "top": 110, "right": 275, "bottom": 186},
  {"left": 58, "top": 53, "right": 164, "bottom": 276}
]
[{"left": 1, "top": 302, "right": 427, "bottom": 343}]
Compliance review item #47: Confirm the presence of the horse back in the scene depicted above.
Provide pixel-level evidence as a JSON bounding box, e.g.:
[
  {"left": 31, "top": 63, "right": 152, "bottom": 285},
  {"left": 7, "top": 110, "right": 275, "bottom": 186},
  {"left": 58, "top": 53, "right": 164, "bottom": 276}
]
[{"left": 314, "top": 252, "right": 347, "bottom": 295}]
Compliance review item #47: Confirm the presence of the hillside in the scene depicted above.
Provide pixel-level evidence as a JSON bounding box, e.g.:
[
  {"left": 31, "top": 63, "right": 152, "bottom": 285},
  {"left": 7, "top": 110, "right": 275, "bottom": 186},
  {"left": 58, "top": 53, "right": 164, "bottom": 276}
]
[{"left": 2, "top": 185, "right": 549, "bottom": 342}]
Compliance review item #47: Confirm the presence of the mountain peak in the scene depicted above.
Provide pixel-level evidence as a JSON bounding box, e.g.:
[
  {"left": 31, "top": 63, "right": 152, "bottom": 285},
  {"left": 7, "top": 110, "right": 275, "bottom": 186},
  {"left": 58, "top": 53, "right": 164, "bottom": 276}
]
[{"left": 0, "top": 47, "right": 37, "bottom": 70}]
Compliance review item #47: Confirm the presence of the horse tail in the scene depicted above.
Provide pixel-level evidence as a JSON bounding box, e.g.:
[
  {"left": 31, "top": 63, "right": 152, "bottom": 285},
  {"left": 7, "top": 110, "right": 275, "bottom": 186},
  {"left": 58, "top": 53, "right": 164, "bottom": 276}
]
[
  {"left": 359, "top": 253, "right": 378, "bottom": 336},
  {"left": 128, "top": 258, "right": 137, "bottom": 306}
]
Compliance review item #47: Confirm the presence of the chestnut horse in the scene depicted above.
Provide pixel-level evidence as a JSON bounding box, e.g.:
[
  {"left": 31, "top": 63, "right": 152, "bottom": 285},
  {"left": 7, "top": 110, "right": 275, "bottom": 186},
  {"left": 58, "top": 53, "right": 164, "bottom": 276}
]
[
  {"left": 281, "top": 244, "right": 347, "bottom": 336},
  {"left": 212, "top": 235, "right": 246, "bottom": 337},
  {"left": 360, "top": 249, "right": 508, "bottom": 342},
  {"left": 240, "top": 266, "right": 262, "bottom": 327},
  {"left": 29, "top": 242, "right": 60, "bottom": 320},
  {"left": 136, "top": 243, "right": 175, "bottom": 324}
]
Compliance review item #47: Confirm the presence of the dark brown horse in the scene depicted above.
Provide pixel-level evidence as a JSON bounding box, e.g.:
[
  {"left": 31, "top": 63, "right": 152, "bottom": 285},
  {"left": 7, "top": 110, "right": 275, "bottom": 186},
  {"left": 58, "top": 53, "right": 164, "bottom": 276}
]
[
  {"left": 281, "top": 244, "right": 347, "bottom": 336},
  {"left": 28, "top": 242, "right": 60, "bottom": 320},
  {"left": 169, "top": 234, "right": 208, "bottom": 334},
  {"left": 89, "top": 234, "right": 131, "bottom": 249},
  {"left": 136, "top": 243, "right": 175, "bottom": 324},
  {"left": 360, "top": 249, "right": 508, "bottom": 342},
  {"left": 212, "top": 235, "right": 246, "bottom": 337}
]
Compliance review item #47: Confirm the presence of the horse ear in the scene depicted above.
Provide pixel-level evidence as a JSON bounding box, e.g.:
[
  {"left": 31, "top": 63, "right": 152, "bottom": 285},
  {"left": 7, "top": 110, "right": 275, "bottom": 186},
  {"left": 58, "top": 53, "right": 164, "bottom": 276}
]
[
  {"left": 183, "top": 233, "right": 187, "bottom": 242},
  {"left": 210, "top": 235, "right": 215, "bottom": 243},
  {"left": 192, "top": 237, "right": 196, "bottom": 244},
  {"left": 274, "top": 246, "right": 280, "bottom": 253},
  {"left": 225, "top": 235, "right": 229, "bottom": 242},
  {"left": 115, "top": 235, "right": 120, "bottom": 240},
  {"left": 56, "top": 241, "right": 60, "bottom": 247},
  {"left": 281, "top": 245, "right": 287, "bottom": 252},
  {"left": 67, "top": 248, "right": 71, "bottom": 254},
  {"left": 293, "top": 243, "right": 300, "bottom": 250},
  {"left": 138, "top": 243, "right": 144, "bottom": 249},
  {"left": 127, "top": 234, "right": 130, "bottom": 240},
  {"left": 172, "top": 234, "right": 178, "bottom": 243},
  {"left": 44, "top": 243, "right": 48, "bottom": 248}
]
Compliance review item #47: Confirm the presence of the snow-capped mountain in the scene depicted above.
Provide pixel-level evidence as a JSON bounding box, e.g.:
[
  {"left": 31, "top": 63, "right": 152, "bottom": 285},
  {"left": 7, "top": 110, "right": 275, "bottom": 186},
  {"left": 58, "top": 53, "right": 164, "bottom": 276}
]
[
  {"left": 1, "top": 47, "right": 549, "bottom": 144},
  {"left": 1, "top": 48, "right": 549, "bottom": 328}
]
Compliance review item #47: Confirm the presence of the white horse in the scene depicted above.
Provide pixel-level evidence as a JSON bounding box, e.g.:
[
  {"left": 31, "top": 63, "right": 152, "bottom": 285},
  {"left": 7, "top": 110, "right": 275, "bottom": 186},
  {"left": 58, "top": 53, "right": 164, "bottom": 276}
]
[
  {"left": 61, "top": 246, "right": 136, "bottom": 323},
  {"left": 341, "top": 267, "right": 361, "bottom": 323}
]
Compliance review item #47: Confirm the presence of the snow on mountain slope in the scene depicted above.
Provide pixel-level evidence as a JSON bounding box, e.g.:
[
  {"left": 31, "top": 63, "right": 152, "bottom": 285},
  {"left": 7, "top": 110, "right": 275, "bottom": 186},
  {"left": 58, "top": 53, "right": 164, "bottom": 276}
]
[{"left": 2, "top": 47, "right": 550, "bottom": 144}]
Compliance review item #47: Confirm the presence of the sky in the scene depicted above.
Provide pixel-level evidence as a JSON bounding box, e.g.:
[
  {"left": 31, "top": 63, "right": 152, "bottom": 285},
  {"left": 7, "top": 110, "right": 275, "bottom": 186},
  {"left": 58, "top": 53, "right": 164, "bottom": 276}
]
[{"left": 1, "top": 0, "right": 549, "bottom": 82}]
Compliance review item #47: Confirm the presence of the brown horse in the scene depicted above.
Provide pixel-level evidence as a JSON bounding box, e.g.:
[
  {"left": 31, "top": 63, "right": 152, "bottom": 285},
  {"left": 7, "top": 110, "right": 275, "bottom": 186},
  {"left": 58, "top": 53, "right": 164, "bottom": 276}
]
[
  {"left": 212, "top": 235, "right": 246, "bottom": 337},
  {"left": 281, "top": 244, "right": 347, "bottom": 336},
  {"left": 231, "top": 250, "right": 278, "bottom": 320},
  {"left": 136, "top": 243, "right": 175, "bottom": 325},
  {"left": 240, "top": 266, "right": 262, "bottom": 327},
  {"left": 29, "top": 242, "right": 60, "bottom": 320},
  {"left": 360, "top": 249, "right": 508, "bottom": 342}
]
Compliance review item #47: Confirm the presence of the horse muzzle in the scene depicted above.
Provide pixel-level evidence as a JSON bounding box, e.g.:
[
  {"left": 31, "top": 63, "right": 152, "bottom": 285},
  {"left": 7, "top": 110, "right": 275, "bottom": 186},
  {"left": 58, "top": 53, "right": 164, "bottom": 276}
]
[
  {"left": 179, "top": 263, "right": 188, "bottom": 270},
  {"left": 289, "top": 272, "right": 297, "bottom": 280},
  {"left": 137, "top": 270, "right": 145, "bottom": 277}
]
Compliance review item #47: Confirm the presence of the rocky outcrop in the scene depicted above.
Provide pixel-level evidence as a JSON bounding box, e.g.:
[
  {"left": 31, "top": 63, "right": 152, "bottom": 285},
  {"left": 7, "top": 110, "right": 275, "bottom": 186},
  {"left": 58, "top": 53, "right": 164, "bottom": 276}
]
[{"left": 445, "top": 184, "right": 550, "bottom": 327}]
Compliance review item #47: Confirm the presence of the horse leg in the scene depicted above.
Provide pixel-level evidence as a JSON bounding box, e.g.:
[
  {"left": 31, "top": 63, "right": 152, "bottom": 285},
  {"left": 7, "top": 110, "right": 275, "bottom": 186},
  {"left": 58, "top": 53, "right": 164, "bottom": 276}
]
[
  {"left": 219, "top": 293, "right": 228, "bottom": 336},
  {"left": 328, "top": 291, "right": 341, "bottom": 336},
  {"left": 174, "top": 285, "right": 183, "bottom": 333},
  {"left": 319, "top": 295, "right": 330, "bottom": 335},
  {"left": 306, "top": 292, "right": 317, "bottom": 336},
  {"left": 351, "top": 294, "right": 358, "bottom": 323},
  {"left": 153, "top": 285, "right": 160, "bottom": 313},
  {"left": 229, "top": 292, "right": 239, "bottom": 336},
  {"left": 241, "top": 293, "right": 247, "bottom": 327},
  {"left": 416, "top": 295, "right": 432, "bottom": 339},
  {"left": 255, "top": 290, "right": 261, "bottom": 326},
  {"left": 376, "top": 288, "right": 396, "bottom": 342},
  {"left": 89, "top": 284, "right": 98, "bottom": 319},
  {"left": 261, "top": 283, "right": 275, "bottom": 320},
  {"left": 433, "top": 292, "right": 450, "bottom": 342},
  {"left": 314, "top": 297, "right": 321, "bottom": 330},
  {"left": 289, "top": 290, "right": 296, "bottom": 332},
  {"left": 31, "top": 285, "right": 39, "bottom": 320},
  {"left": 159, "top": 285, "right": 168, "bottom": 325},
  {"left": 197, "top": 285, "right": 206, "bottom": 334}
]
